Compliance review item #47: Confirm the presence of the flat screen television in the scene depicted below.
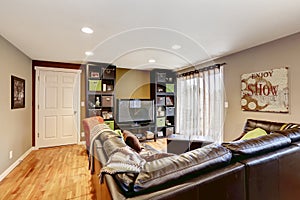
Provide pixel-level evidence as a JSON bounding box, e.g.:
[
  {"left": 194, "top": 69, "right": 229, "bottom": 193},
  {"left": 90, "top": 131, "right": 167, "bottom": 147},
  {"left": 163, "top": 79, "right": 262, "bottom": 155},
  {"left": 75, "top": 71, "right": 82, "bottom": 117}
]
[{"left": 116, "top": 99, "right": 154, "bottom": 125}]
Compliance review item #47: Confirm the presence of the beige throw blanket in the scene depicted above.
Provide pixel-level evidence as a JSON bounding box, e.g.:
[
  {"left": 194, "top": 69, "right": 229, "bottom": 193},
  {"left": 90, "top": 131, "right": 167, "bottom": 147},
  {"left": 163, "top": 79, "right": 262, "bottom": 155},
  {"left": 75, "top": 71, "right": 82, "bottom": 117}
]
[
  {"left": 89, "top": 123, "right": 116, "bottom": 173},
  {"left": 99, "top": 146, "right": 146, "bottom": 183}
]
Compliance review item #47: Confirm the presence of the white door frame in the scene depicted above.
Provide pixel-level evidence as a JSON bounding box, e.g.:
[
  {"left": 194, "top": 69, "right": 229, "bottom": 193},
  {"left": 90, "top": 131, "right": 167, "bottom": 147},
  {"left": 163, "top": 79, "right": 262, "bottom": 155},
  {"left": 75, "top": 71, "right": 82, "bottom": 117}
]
[{"left": 35, "top": 66, "right": 81, "bottom": 148}]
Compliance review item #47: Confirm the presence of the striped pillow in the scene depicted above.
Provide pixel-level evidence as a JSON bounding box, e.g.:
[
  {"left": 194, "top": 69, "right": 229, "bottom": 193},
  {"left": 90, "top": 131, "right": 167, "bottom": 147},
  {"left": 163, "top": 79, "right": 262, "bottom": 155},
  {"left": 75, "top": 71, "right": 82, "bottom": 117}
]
[{"left": 280, "top": 123, "right": 299, "bottom": 130}]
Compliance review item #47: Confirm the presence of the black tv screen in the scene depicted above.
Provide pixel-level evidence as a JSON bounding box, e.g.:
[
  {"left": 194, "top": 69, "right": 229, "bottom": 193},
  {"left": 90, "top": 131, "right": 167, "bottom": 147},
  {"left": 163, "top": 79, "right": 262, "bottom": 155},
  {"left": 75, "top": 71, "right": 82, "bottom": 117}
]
[{"left": 116, "top": 99, "right": 154, "bottom": 124}]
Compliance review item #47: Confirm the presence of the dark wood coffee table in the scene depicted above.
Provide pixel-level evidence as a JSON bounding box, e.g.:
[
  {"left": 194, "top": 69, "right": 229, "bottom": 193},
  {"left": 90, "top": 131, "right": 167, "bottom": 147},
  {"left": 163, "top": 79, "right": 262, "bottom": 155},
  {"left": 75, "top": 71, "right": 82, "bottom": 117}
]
[{"left": 167, "top": 134, "right": 213, "bottom": 154}]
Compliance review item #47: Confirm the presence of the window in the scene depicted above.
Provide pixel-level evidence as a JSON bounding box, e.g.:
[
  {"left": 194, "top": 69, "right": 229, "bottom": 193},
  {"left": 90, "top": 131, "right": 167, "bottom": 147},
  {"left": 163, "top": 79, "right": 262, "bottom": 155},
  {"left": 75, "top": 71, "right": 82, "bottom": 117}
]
[{"left": 176, "top": 66, "right": 224, "bottom": 142}]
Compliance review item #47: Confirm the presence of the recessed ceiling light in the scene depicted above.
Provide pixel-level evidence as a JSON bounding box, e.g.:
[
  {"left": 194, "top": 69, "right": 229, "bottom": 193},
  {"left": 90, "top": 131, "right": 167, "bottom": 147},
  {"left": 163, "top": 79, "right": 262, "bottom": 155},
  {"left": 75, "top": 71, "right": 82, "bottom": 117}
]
[
  {"left": 148, "top": 59, "right": 156, "bottom": 63},
  {"left": 85, "top": 51, "right": 94, "bottom": 56},
  {"left": 81, "top": 27, "right": 94, "bottom": 34},
  {"left": 172, "top": 44, "right": 181, "bottom": 50}
]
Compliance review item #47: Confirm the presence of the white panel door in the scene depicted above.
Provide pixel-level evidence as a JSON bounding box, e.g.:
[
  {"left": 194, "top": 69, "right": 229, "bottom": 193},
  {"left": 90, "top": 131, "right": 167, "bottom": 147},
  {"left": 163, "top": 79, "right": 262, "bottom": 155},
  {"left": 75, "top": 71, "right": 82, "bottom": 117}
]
[{"left": 37, "top": 69, "right": 79, "bottom": 148}]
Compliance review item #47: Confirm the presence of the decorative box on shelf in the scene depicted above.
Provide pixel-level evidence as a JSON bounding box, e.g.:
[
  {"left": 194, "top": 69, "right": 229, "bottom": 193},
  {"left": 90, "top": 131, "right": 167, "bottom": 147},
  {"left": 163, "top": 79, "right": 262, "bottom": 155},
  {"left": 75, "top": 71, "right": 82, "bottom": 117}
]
[
  {"left": 90, "top": 71, "right": 100, "bottom": 78},
  {"left": 166, "top": 96, "right": 174, "bottom": 106},
  {"left": 102, "top": 96, "right": 114, "bottom": 107},
  {"left": 156, "top": 97, "right": 165, "bottom": 106},
  {"left": 166, "top": 127, "right": 174, "bottom": 136},
  {"left": 166, "top": 84, "right": 175, "bottom": 93},
  {"left": 166, "top": 107, "right": 175, "bottom": 116},
  {"left": 157, "top": 73, "right": 166, "bottom": 82},
  {"left": 89, "top": 80, "right": 102, "bottom": 91},
  {"left": 156, "top": 117, "right": 166, "bottom": 127},
  {"left": 102, "top": 68, "right": 116, "bottom": 79}
]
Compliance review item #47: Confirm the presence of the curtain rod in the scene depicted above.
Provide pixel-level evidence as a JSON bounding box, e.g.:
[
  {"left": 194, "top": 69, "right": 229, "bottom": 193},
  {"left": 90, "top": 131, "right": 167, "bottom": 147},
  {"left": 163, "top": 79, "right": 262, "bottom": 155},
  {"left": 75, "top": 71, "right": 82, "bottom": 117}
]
[{"left": 177, "top": 63, "right": 226, "bottom": 77}]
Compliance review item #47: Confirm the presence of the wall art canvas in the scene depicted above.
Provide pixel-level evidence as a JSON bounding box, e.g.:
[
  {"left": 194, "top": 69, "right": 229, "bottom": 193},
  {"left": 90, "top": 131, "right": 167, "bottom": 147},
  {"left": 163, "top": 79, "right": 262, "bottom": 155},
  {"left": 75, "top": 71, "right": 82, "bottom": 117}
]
[
  {"left": 11, "top": 75, "right": 25, "bottom": 109},
  {"left": 241, "top": 67, "right": 288, "bottom": 113}
]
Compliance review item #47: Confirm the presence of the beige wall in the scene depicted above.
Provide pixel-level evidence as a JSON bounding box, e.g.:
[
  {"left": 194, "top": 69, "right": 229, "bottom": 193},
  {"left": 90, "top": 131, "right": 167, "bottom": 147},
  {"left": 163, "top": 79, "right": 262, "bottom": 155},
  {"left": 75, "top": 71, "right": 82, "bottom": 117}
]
[
  {"left": 215, "top": 32, "right": 300, "bottom": 141},
  {"left": 0, "top": 35, "right": 32, "bottom": 174},
  {"left": 115, "top": 68, "right": 150, "bottom": 99}
]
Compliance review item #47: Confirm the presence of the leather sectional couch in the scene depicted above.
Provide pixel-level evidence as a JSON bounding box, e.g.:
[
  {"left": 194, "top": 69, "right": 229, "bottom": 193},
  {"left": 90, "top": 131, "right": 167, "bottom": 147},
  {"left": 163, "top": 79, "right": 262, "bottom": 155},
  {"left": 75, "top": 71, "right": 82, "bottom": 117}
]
[{"left": 87, "top": 118, "right": 300, "bottom": 200}]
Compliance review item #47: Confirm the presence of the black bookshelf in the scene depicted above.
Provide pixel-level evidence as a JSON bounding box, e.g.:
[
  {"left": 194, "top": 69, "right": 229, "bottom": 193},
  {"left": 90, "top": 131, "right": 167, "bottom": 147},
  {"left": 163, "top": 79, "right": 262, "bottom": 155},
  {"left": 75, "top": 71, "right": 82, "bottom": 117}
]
[
  {"left": 85, "top": 62, "right": 116, "bottom": 129},
  {"left": 150, "top": 69, "right": 176, "bottom": 137}
]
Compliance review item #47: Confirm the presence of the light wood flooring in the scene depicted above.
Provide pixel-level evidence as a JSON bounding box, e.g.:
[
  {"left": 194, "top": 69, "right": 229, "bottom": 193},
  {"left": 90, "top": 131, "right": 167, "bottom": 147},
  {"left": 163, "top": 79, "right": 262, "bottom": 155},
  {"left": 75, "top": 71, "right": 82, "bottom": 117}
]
[
  {"left": 0, "top": 139, "right": 166, "bottom": 200},
  {"left": 0, "top": 145, "right": 95, "bottom": 200},
  {"left": 143, "top": 138, "right": 167, "bottom": 152}
]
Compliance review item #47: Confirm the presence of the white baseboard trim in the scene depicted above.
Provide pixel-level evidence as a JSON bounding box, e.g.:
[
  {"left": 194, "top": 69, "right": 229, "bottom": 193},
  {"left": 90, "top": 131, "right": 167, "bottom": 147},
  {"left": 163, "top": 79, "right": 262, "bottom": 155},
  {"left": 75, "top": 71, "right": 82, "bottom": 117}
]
[{"left": 0, "top": 147, "right": 34, "bottom": 182}]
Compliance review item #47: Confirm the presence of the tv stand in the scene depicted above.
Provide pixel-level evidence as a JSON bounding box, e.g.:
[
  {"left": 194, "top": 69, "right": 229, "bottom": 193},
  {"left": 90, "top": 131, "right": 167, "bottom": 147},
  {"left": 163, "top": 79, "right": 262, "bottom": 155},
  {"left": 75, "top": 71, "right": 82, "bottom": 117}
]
[
  {"left": 118, "top": 123, "right": 156, "bottom": 141},
  {"left": 139, "top": 122, "right": 150, "bottom": 126},
  {"left": 131, "top": 123, "right": 141, "bottom": 127}
]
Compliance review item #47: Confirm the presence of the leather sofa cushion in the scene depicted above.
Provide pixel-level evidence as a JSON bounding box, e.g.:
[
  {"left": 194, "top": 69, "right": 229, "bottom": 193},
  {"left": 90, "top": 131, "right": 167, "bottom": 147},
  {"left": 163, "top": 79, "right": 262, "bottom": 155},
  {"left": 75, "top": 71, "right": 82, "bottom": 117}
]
[
  {"left": 272, "top": 128, "right": 300, "bottom": 142},
  {"left": 223, "top": 133, "right": 291, "bottom": 156},
  {"left": 123, "top": 143, "right": 232, "bottom": 195}
]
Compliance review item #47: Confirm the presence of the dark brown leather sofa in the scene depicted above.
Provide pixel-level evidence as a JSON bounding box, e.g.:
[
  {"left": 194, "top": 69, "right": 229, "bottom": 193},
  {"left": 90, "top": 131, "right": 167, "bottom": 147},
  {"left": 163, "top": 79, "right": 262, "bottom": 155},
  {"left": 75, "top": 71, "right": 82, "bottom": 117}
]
[
  {"left": 224, "top": 119, "right": 300, "bottom": 200},
  {"left": 89, "top": 119, "right": 300, "bottom": 200}
]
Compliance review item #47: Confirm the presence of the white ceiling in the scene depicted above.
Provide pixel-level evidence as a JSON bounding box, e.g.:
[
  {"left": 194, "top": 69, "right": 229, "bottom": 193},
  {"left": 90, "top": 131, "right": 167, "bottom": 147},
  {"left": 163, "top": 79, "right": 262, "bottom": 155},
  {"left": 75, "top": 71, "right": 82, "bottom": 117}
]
[{"left": 1, "top": 0, "right": 300, "bottom": 70}]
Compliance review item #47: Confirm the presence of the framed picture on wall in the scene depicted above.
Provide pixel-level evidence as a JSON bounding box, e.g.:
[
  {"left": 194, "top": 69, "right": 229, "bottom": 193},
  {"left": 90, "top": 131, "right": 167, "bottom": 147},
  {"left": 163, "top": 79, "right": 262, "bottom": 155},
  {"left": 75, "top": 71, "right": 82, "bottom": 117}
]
[
  {"left": 241, "top": 67, "right": 288, "bottom": 113},
  {"left": 11, "top": 75, "right": 25, "bottom": 109}
]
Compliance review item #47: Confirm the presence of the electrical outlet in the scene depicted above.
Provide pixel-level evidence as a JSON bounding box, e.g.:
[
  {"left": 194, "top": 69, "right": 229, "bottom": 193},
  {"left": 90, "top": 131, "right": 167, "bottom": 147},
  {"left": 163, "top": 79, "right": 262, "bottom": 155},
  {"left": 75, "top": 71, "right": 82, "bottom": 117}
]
[
  {"left": 9, "top": 151, "right": 13, "bottom": 159},
  {"left": 81, "top": 132, "right": 85, "bottom": 137},
  {"left": 81, "top": 101, "right": 85, "bottom": 107}
]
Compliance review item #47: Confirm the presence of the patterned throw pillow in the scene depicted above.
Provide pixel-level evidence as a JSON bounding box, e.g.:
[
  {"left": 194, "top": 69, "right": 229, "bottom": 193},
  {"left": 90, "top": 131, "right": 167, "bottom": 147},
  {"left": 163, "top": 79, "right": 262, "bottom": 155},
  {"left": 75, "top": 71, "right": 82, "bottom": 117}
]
[{"left": 280, "top": 123, "right": 299, "bottom": 130}]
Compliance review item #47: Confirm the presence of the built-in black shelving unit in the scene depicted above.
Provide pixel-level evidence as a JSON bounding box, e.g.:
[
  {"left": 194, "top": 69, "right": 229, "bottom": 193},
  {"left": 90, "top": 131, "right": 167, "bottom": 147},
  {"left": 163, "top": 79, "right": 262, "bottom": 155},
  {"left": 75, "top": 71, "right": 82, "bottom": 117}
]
[
  {"left": 85, "top": 62, "right": 116, "bottom": 129},
  {"left": 150, "top": 69, "right": 176, "bottom": 137}
]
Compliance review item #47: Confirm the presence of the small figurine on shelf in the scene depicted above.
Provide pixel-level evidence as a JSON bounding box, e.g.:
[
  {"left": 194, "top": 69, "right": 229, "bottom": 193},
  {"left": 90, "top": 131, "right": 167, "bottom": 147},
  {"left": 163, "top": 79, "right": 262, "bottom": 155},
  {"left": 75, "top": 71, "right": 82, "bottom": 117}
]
[{"left": 95, "top": 97, "right": 100, "bottom": 107}]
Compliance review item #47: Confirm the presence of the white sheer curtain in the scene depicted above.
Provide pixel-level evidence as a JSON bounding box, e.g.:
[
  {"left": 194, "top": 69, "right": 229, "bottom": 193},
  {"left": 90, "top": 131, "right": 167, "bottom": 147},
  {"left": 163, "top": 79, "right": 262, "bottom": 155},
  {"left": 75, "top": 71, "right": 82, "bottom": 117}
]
[{"left": 176, "top": 66, "right": 224, "bottom": 142}]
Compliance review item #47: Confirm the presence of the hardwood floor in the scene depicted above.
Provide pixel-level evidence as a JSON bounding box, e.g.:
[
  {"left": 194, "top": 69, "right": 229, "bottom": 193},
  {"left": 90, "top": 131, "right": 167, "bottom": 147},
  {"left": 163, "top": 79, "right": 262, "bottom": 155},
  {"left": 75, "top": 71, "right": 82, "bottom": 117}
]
[
  {"left": 144, "top": 138, "right": 167, "bottom": 152},
  {"left": 0, "top": 139, "right": 167, "bottom": 200},
  {"left": 0, "top": 145, "right": 95, "bottom": 200}
]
